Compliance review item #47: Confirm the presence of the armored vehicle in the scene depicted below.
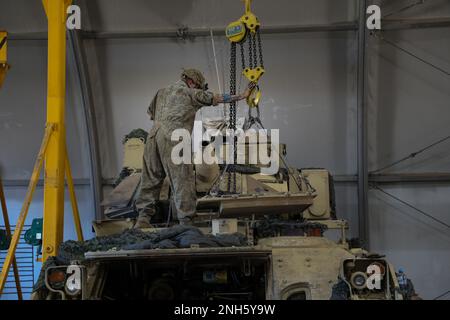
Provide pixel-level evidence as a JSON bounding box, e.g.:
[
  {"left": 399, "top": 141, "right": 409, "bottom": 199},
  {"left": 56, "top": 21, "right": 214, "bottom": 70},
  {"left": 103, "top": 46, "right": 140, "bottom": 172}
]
[{"left": 32, "top": 127, "right": 418, "bottom": 300}]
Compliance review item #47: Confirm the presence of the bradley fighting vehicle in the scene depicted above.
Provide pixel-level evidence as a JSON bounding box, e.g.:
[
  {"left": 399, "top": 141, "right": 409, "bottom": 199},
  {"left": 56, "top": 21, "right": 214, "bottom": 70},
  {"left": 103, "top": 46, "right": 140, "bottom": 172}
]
[
  {"left": 32, "top": 123, "right": 418, "bottom": 301},
  {"left": 33, "top": 0, "right": 418, "bottom": 301}
]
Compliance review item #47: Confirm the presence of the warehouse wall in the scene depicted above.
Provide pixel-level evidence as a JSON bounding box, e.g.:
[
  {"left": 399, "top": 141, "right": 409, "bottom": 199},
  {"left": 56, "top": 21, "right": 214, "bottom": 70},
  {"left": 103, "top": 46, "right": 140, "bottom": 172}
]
[
  {"left": 0, "top": 0, "right": 448, "bottom": 300},
  {"left": 367, "top": 0, "right": 450, "bottom": 300}
]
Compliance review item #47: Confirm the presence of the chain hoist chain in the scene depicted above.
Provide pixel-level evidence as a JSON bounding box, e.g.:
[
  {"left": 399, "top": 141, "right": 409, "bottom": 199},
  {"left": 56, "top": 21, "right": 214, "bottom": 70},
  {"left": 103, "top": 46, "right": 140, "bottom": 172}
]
[
  {"left": 228, "top": 42, "right": 238, "bottom": 192},
  {"left": 240, "top": 39, "right": 246, "bottom": 72},
  {"left": 252, "top": 33, "right": 258, "bottom": 69},
  {"left": 230, "top": 42, "right": 237, "bottom": 127},
  {"left": 248, "top": 34, "right": 254, "bottom": 70},
  {"left": 226, "top": 27, "right": 265, "bottom": 193},
  {"left": 257, "top": 28, "right": 264, "bottom": 68},
  {"left": 232, "top": 41, "right": 239, "bottom": 193}
]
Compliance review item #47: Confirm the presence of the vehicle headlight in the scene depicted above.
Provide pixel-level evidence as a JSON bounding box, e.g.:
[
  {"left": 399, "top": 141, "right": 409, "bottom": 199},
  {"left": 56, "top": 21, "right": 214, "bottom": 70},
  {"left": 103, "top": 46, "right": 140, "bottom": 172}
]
[
  {"left": 47, "top": 269, "right": 66, "bottom": 289},
  {"left": 46, "top": 267, "right": 67, "bottom": 290},
  {"left": 350, "top": 271, "right": 367, "bottom": 290}
]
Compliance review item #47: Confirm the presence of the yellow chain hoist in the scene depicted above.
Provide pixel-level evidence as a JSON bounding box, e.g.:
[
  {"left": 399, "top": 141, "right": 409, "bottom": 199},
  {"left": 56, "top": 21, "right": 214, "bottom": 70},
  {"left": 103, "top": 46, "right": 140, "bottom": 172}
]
[
  {"left": 224, "top": 0, "right": 265, "bottom": 194},
  {"left": 226, "top": 0, "right": 260, "bottom": 42},
  {"left": 225, "top": 0, "right": 264, "bottom": 108}
]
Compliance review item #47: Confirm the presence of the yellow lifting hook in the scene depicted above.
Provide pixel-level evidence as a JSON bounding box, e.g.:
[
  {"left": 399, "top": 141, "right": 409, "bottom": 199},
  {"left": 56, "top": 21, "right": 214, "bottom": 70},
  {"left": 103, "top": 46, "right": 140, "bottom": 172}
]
[{"left": 247, "top": 85, "right": 262, "bottom": 108}]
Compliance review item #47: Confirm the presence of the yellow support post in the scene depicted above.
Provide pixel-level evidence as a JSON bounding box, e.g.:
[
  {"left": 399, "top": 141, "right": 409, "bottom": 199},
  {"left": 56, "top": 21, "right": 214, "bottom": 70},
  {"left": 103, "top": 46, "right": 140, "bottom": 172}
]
[
  {"left": 0, "top": 124, "right": 55, "bottom": 295},
  {"left": 41, "top": 0, "right": 71, "bottom": 262},
  {"left": 65, "top": 146, "right": 84, "bottom": 242},
  {"left": 0, "top": 30, "right": 10, "bottom": 89}
]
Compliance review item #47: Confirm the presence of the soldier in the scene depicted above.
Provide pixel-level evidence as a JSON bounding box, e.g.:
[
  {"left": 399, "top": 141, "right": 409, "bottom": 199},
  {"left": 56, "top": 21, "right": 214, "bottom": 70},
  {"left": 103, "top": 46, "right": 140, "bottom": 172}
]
[{"left": 134, "top": 69, "right": 255, "bottom": 228}]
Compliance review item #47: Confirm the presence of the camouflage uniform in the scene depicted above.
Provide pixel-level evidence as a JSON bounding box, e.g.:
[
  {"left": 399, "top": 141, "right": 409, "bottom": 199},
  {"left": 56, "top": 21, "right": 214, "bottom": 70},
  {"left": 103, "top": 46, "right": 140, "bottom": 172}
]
[{"left": 135, "top": 78, "right": 216, "bottom": 225}]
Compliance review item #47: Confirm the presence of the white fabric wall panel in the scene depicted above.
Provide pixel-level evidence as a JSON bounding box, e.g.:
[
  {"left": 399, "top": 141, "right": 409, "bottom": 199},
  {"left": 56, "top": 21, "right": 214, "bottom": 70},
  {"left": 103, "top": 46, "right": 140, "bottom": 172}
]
[
  {"left": 0, "top": 0, "right": 47, "bottom": 33},
  {"left": 0, "top": 41, "right": 47, "bottom": 179},
  {"left": 367, "top": 17, "right": 450, "bottom": 300},
  {"left": 0, "top": 41, "right": 91, "bottom": 180},
  {"left": 369, "top": 184, "right": 450, "bottom": 300},
  {"left": 368, "top": 28, "right": 450, "bottom": 173},
  {"left": 379, "top": 0, "right": 450, "bottom": 19}
]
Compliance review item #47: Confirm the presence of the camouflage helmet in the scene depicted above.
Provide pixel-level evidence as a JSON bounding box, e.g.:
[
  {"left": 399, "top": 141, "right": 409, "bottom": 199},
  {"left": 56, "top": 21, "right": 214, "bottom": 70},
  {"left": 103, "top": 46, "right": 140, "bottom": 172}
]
[{"left": 181, "top": 68, "right": 207, "bottom": 90}]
